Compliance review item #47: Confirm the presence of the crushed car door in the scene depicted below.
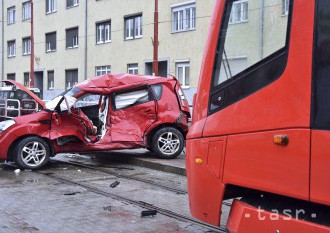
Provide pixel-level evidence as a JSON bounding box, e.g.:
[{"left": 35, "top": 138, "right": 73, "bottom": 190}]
[
  {"left": 49, "top": 96, "right": 95, "bottom": 144},
  {"left": 110, "top": 86, "right": 157, "bottom": 142}
]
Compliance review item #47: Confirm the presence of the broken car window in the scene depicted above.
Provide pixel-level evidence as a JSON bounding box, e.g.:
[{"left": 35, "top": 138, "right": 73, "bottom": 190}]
[
  {"left": 151, "top": 84, "right": 163, "bottom": 101},
  {"left": 114, "top": 88, "right": 150, "bottom": 110}
]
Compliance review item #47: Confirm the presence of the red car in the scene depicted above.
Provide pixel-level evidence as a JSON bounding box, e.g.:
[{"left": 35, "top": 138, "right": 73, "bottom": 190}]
[{"left": 0, "top": 74, "right": 190, "bottom": 169}]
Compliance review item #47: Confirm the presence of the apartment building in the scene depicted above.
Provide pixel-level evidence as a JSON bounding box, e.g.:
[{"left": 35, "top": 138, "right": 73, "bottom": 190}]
[
  {"left": 1, "top": 0, "right": 215, "bottom": 102},
  {"left": 1, "top": 0, "right": 290, "bottom": 103}
]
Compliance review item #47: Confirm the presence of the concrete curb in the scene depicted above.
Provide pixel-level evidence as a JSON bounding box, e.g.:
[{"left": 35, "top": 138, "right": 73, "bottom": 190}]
[
  {"left": 114, "top": 155, "right": 186, "bottom": 176},
  {"left": 83, "top": 149, "right": 187, "bottom": 176}
]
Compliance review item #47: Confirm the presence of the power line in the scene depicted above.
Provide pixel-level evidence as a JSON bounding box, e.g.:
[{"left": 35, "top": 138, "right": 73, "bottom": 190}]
[{"left": 1, "top": 15, "right": 212, "bottom": 54}]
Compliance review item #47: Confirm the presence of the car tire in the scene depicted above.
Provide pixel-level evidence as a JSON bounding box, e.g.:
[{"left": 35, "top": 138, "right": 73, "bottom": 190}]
[
  {"left": 146, "top": 147, "right": 153, "bottom": 153},
  {"left": 14, "top": 136, "right": 51, "bottom": 170},
  {"left": 151, "top": 127, "right": 184, "bottom": 159}
]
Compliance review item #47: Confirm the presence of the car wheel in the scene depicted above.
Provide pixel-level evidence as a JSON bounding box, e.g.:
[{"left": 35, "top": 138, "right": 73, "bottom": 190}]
[
  {"left": 14, "top": 137, "right": 50, "bottom": 170},
  {"left": 152, "top": 127, "right": 184, "bottom": 159}
]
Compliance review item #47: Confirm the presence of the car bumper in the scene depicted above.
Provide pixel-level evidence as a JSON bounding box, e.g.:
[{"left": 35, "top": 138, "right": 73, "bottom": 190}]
[{"left": 0, "top": 132, "right": 18, "bottom": 160}]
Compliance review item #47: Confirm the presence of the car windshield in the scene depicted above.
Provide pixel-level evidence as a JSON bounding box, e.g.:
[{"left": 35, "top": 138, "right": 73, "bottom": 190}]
[{"left": 45, "top": 87, "right": 81, "bottom": 111}]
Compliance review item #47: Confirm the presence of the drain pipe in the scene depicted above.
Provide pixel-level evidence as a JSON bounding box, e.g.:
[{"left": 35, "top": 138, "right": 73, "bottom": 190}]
[
  {"left": 153, "top": 0, "right": 159, "bottom": 76},
  {"left": 259, "top": 0, "right": 265, "bottom": 60}
]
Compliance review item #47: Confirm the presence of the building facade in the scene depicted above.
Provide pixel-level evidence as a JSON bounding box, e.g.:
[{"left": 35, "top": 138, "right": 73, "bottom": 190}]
[
  {"left": 0, "top": 0, "right": 290, "bottom": 103},
  {"left": 1, "top": 0, "right": 215, "bottom": 103}
]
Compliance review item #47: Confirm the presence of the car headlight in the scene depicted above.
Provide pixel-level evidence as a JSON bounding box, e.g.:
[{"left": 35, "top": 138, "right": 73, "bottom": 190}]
[{"left": 0, "top": 120, "right": 16, "bottom": 134}]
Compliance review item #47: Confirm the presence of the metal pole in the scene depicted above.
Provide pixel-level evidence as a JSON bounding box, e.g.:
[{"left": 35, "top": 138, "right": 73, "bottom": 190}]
[
  {"left": 30, "top": 0, "right": 34, "bottom": 87},
  {"left": 1, "top": 0, "right": 4, "bottom": 82},
  {"left": 153, "top": 0, "right": 159, "bottom": 76}
]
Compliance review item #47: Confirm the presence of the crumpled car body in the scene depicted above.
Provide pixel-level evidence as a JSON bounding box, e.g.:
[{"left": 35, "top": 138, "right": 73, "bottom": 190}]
[{"left": 0, "top": 74, "right": 190, "bottom": 169}]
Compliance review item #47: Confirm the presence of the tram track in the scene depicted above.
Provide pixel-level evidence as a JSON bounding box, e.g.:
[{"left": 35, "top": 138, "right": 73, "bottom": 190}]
[
  {"left": 52, "top": 159, "right": 233, "bottom": 208},
  {"left": 37, "top": 170, "right": 228, "bottom": 233}
]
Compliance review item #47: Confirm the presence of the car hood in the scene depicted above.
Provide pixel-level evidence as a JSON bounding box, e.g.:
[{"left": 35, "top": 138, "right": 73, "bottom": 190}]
[{"left": 2, "top": 80, "right": 46, "bottom": 109}]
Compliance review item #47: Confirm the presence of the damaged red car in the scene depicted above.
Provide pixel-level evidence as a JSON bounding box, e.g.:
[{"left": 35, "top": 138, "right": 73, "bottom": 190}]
[{"left": 0, "top": 74, "right": 190, "bottom": 169}]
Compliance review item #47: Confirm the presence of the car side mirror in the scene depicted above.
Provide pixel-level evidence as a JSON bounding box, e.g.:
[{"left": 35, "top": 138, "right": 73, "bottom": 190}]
[{"left": 52, "top": 112, "right": 61, "bottom": 125}]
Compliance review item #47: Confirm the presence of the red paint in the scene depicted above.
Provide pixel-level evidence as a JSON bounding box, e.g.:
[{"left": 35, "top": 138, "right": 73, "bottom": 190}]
[
  {"left": 223, "top": 129, "right": 311, "bottom": 201},
  {"left": 0, "top": 74, "right": 189, "bottom": 160},
  {"left": 310, "top": 130, "right": 330, "bottom": 206}
]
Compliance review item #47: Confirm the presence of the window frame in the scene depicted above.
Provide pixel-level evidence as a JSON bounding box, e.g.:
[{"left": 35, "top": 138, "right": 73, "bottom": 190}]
[
  {"left": 65, "top": 69, "right": 78, "bottom": 90},
  {"left": 96, "top": 21, "right": 111, "bottom": 44},
  {"left": 176, "top": 62, "right": 190, "bottom": 89},
  {"left": 7, "top": 6, "right": 16, "bottom": 25},
  {"left": 127, "top": 63, "right": 139, "bottom": 74},
  {"left": 7, "top": 73, "right": 16, "bottom": 81},
  {"left": 24, "top": 72, "right": 30, "bottom": 87},
  {"left": 172, "top": 3, "right": 196, "bottom": 33},
  {"left": 208, "top": 0, "right": 293, "bottom": 115},
  {"left": 46, "top": 0, "right": 57, "bottom": 14},
  {"left": 46, "top": 32, "right": 57, "bottom": 52},
  {"left": 229, "top": 0, "right": 248, "bottom": 24},
  {"left": 48, "top": 71, "right": 55, "bottom": 90},
  {"left": 124, "top": 14, "right": 143, "bottom": 40},
  {"left": 282, "top": 0, "right": 290, "bottom": 16},
  {"left": 112, "top": 85, "right": 153, "bottom": 111},
  {"left": 7, "top": 40, "right": 16, "bottom": 58},
  {"left": 67, "top": 0, "right": 79, "bottom": 9},
  {"left": 95, "top": 66, "right": 111, "bottom": 76},
  {"left": 22, "top": 37, "right": 31, "bottom": 56},
  {"left": 22, "top": 1, "right": 31, "bottom": 21},
  {"left": 66, "top": 27, "right": 79, "bottom": 49}
]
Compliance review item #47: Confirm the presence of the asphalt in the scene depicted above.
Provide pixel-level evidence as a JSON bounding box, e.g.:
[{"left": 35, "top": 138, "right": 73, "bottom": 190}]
[{"left": 82, "top": 149, "right": 187, "bottom": 176}]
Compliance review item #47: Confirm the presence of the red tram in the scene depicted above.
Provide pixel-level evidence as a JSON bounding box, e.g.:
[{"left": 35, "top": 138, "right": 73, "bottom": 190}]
[{"left": 187, "top": 0, "right": 330, "bottom": 232}]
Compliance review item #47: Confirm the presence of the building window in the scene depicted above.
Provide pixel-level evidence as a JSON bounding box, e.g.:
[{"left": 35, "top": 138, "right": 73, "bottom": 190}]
[
  {"left": 46, "top": 32, "right": 56, "bottom": 52},
  {"left": 65, "top": 69, "right": 78, "bottom": 89},
  {"left": 95, "top": 66, "right": 111, "bottom": 76},
  {"left": 229, "top": 0, "right": 248, "bottom": 24},
  {"left": 24, "top": 73, "right": 30, "bottom": 87},
  {"left": 23, "top": 37, "right": 31, "bottom": 55},
  {"left": 176, "top": 62, "right": 190, "bottom": 88},
  {"left": 172, "top": 3, "right": 196, "bottom": 32},
  {"left": 125, "top": 15, "right": 142, "bottom": 40},
  {"left": 128, "top": 64, "right": 138, "bottom": 74},
  {"left": 282, "top": 0, "right": 289, "bottom": 15},
  {"left": 67, "top": 0, "right": 79, "bottom": 8},
  {"left": 7, "top": 6, "right": 16, "bottom": 25},
  {"left": 22, "top": 1, "right": 31, "bottom": 20},
  {"left": 48, "top": 71, "right": 54, "bottom": 89},
  {"left": 66, "top": 28, "right": 79, "bottom": 48},
  {"left": 7, "top": 41, "right": 16, "bottom": 58},
  {"left": 46, "top": 0, "right": 57, "bottom": 14},
  {"left": 7, "top": 73, "right": 16, "bottom": 81},
  {"left": 96, "top": 21, "right": 111, "bottom": 44}
]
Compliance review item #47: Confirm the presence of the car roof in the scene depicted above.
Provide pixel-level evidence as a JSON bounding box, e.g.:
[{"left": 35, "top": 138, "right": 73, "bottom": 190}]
[{"left": 76, "top": 73, "right": 170, "bottom": 91}]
